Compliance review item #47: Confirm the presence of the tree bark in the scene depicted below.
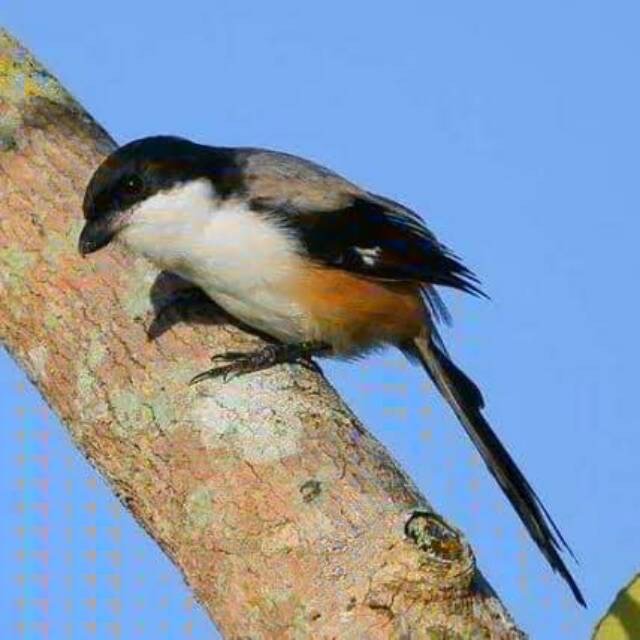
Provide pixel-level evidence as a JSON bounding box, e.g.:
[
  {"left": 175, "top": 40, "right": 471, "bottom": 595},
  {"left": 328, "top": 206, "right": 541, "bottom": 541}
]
[{"left": 0, "top": 29, "right": 525, "bottom": 639}]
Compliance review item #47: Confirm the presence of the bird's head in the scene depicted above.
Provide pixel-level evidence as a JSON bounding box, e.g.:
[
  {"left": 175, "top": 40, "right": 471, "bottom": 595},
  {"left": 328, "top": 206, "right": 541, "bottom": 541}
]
[{"left": 78, "top": 135, "right": 232, "bottom": 256}]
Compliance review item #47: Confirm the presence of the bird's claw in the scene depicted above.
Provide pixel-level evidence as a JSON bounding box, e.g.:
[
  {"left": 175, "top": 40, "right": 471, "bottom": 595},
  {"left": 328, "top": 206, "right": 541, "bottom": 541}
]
[
  {"left": 190, "top": 353, "right": 256, "bottom": 384},
  {"left": 190, "top": 342, "right": 329, "bottom": 385}
]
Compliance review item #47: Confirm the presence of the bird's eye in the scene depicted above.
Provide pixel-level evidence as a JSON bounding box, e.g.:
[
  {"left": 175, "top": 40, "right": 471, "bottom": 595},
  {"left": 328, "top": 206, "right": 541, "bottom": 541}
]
[{"left": 119, "top": 174, "right": 144, "bottom": 197}]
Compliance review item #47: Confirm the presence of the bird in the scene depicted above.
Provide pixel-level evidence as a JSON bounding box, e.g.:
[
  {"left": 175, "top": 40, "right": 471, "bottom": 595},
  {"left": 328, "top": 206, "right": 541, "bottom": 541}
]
[{"left": 78, "top": 135, "right": 585, "bottom": 605}]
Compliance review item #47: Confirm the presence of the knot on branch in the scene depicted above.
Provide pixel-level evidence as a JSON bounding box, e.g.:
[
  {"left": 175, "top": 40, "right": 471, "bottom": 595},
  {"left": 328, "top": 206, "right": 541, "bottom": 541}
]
[
  {"left": 404, "top": 511, "right": 470, "bottom": 567},
  {"left": 362, "top": 510, "right": 478, "bottom": 632}
]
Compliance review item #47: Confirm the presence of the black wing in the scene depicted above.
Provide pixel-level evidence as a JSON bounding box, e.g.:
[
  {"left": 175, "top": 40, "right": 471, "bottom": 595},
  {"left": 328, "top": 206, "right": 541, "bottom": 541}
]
[
  {"left": 276, "top": 193, "right": 484, "bottom": 295},
  {"left": 241, "top": 149, "right": 485, "bottom": 322}
]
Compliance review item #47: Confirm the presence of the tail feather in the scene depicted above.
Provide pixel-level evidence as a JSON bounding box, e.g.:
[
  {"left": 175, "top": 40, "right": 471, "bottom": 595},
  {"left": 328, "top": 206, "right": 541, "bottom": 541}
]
[{"left": 409, "top": 334, "right": 585, "bottom": 607}]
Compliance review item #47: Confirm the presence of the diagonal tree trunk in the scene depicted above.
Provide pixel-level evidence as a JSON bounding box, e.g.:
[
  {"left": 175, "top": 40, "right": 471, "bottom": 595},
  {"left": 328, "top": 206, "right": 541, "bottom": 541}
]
[{"left": 0, "top": 29, "right": 525, "bottom": 639}]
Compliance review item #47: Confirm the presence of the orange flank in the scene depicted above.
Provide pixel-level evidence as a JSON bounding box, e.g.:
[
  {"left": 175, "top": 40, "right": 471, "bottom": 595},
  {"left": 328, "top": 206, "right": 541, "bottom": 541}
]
[{"left": 292, "top": 264, "right": 424, "bottom": 353}]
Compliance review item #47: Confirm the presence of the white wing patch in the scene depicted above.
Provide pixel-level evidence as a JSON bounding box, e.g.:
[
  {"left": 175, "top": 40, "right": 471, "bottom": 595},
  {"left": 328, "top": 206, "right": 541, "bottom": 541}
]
[{"left": 354, "top": 246, "right": 382, "bottom": 266}]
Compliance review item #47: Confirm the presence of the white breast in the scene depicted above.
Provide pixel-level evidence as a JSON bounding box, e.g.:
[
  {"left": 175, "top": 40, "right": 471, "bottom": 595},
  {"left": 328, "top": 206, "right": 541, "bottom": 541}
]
[{"left": 119, "top": 179, "right": 310, "bottom": 342}]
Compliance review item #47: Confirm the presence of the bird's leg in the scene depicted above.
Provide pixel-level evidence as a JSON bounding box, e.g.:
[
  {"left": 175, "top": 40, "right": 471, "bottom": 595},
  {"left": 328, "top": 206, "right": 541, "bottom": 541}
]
[{"left": 189, "top": 341, "right": 331, "bottom": 385}]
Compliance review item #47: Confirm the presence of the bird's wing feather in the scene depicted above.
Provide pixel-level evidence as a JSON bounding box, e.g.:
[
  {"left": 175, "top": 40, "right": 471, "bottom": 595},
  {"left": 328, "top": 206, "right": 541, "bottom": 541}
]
[
  {"left": 241, "top": 148, "right": 358, "bottom": 211},
  {"left": 239, "top": 149, "right": 485, "bottom": 323}
]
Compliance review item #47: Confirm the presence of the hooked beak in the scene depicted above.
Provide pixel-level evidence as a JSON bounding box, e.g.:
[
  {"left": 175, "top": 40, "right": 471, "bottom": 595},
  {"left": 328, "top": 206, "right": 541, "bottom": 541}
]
[{"left": 78, "top": 219, "right": 116, "bottom": 256}]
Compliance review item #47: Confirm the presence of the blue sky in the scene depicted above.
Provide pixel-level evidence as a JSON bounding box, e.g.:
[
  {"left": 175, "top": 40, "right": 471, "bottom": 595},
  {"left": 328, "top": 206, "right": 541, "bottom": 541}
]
[{"left": 2, "top": 2, "right": 639, "bottom": 637}]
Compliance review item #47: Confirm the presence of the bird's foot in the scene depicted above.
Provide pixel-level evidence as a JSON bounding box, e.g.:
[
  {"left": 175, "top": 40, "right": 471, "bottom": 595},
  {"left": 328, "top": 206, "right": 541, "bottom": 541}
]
[{"left": 189, "top": 341, "right": 330, "bottom": 385}]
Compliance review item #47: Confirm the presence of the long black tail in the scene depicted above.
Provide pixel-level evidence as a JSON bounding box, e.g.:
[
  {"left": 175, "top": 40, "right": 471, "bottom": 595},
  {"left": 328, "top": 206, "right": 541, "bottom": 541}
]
[{"left": 410, "top": 333, "right": 585, "bottom": 606}]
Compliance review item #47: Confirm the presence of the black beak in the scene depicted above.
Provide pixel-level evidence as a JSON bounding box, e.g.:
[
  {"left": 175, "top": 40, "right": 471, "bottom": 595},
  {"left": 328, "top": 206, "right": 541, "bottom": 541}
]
[{"left": 78, "top": 219, "right": 115, "bottom": 256}]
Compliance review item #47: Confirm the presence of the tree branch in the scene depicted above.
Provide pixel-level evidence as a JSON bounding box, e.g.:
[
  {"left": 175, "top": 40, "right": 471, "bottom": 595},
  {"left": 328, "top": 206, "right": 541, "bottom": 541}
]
[{"left": 0, "top": 29, "right": 525, "bottom": 639}]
